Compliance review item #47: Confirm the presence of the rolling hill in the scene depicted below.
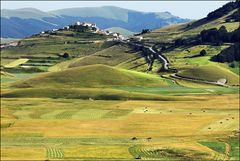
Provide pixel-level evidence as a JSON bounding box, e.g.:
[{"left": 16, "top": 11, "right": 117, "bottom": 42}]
[
  {"left": 1, "top": 6, "right": 190, "bottom": 38},
  {"left": 13, "top": 64, "right": 168, "bottom": 88},
  {"left": 176, "top": 65, "right": 239, "bottom": 86},
  {"left": 3, "top": 64, "right": 171, "bottom": 100}
]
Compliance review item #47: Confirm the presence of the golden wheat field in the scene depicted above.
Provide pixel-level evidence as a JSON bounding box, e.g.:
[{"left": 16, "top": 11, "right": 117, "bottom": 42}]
[{"left": 1, "top": 94, "right": 239, "bottom": 160}]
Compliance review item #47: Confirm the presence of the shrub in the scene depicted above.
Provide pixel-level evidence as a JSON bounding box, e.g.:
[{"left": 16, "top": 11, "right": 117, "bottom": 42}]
[
  {"left": 229, "top": 63, "right": 235, "bottom": 68},
  {"left": 62, "top": 52, "right": 70, "bottom": 58},
  {"left": 141, "top": 29, "right": 151, "bottom": 34},
  {"left": 200, "top": 50, "right": 207, "bottom": 56}
]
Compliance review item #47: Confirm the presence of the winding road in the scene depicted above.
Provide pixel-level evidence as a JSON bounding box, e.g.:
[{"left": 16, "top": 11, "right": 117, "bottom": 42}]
[
  {"left": 121, "top": 40, "right": 169, "bottom": 71},
  {"left": 147, "top": 46, "right": 169, "bottom": 70},
  {"left": 171, "top": 73, "right": 229, "bottom": 87},
  {"left": 120, "top": 39, "right": 229, "bottom": 87}
]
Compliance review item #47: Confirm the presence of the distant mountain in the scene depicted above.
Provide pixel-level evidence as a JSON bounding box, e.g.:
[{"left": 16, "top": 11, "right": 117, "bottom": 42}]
[{"left": 1, "top": 6, "right": 190, "bottom": 38}]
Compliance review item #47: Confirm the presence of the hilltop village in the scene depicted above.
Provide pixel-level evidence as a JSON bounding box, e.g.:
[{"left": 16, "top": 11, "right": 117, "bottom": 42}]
[
  {"left": 40, "top": 21, "right": 126, "bottom": 41},
  {"left": 1, "top": 21, "right": 144, "bottom": 49}
]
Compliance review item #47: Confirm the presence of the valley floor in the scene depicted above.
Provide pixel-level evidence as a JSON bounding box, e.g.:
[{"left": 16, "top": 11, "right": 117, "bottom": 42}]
[{"left": 1, "top": 94, "right": 239, "bottom": 160}]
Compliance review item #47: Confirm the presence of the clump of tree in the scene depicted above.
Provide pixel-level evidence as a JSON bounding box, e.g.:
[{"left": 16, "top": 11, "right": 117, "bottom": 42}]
[
  {"left": 226, "top": 10, "right": 240, "bottom": 22},
  {"left": 174, "top": 38, "right": 187, "bottom": 46},
  {"left": 207, "top": 1, "right": 240, "bottom": 20},
  {"left": 200, "top": 49, "right": 207, "bottom": 56},
  {"left": 69, "top": 25, "right": 97, "bottom": 32},
  {"left": 161, "top": 46, "right": 166, "bottom": 51},
  {"left": 131, "top": 137, "right": 138, "bottom": 141},
  {"left": 229, "top": 62, "right": 238, "bottom": 68},
  {"left": 141, "top": 29, "right": 151, "bottom": 34},
  {"left": 58, "top": 52, "right": 70, "bottom": 59},
  {"left": 211, "top": 42, "right": 240, "bottom": 63},
  {"left": 135, "top": 155, "right": 141, "bottom": 159},
  {"left": 134, "top": 29, "right": 151, "bottom": 36},
  {"left": 184, "top": 49, "right": 207, "bottom": 58},
  {"left": 200, "top": 26, "right": 240, "bottom": 44}
]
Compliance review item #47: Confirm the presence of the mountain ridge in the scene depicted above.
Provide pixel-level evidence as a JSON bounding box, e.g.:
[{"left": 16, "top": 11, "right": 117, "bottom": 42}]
[{"left": 1, "top": 6, "right": 190, "bottom": 38}]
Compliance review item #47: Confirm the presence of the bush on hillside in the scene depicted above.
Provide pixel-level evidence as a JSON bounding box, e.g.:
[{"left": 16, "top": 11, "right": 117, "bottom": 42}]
[
  {"left": 161, "top": 46, "right": 167, "bottom": 51},
  {"left": 174, "top": 38, "right": 187, "bottom": 46},
  {"left": 200, "top": 49, "right": 207, "bottom": 56},
  {"left": 141, "top": 29, "right": 151, "bottom": 34},
  {"left": 211, "top": 43, "right": 240, "bottom": 63},
  {"left": 200, "top": 28, "right": 219, "bottom": 43},
  {"left": 229, "top": 62, "right": 237, "bottom": 68},
  {"left": 58, "top": 52, "right": 70, "bottom": 59},
  {"left": 226, "top": 10, "right": 240, "bottom": 22},
  {"left": 200, "top": 26, "right": 240, "bottom": 44}
]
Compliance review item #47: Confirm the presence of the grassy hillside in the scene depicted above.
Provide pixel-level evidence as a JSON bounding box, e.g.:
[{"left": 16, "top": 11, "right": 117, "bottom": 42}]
[
  {"left": 143, "top": 9, "right": 239, "bottom": 43},
  {"left": 1, "top": 30, "right": 113, "bottom": 73},
  {"left": 177, "top": 65, "right": 239, "bottom": 86},
  {"left": 49, "top": 43, "right": 149, "bottom": 72},
  {"left": 68, "top": 44, "right": 141, "bottom": 68},
  {"left": 13, "top": 64, "right": 168, "bottom": 88},
  {"left": 0, "top": 38, "right": 20, "bottom": 44}
]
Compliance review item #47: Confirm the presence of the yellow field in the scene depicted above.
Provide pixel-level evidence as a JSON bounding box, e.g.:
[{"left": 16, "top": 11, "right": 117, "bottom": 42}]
[
  {"left": 3, "top": 58, "right": 29, "bottom": 68},
  {"left": 1, "top": 94, "right": 239, "bottom": 160}
]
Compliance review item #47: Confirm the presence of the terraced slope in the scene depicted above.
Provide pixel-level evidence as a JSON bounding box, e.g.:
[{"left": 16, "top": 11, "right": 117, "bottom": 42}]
[
  {"left": 1, "top": 30, "right": 113, "bottom": 73},
  {"left": 49, "top": 43, "right": 149, "bottom": 72},
  {"left": 68, "top": 44, "right": 141, "bottom": 68}
]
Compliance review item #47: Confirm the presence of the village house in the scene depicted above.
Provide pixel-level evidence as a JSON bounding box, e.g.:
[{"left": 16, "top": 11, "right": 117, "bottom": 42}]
[
  {"left": 111, "top": 32, "right": 125, "bottom": 41},
  {"left": 118, "top": 34, "right": 125, "bottom": 41},
  {"left": 52, "top": 29, "right": 58, "bottom": 32},
  {"left": 111, "top": 33, "right": 118, "bottom": 37},
  {"left": 75, "top": 21, "right": 81, "bottom": 26},
  {"left": 0, "top": 41, "right": 18, "bottom": 49},
  {"left": 63, "top": 26, "right": 70, "bottom": 30},
  {"left": 73, "top": 22, "right": 99, "bottom": 32},
  {"left": 129, "top": 36, "right": 143, "bottom": 42},
  {"left": 74, "top": 22, "right": 96, "bottom": 28}
]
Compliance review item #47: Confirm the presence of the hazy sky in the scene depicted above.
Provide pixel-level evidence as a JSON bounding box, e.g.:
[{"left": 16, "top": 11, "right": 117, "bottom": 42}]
[{"left": 1, "top": 1, "right": 229, "bottom": 19}]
